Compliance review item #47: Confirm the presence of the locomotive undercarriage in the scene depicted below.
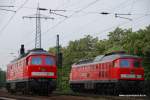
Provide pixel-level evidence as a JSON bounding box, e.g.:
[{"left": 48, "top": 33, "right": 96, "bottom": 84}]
[
  {"left": 118, "top": 80, "right": 145, "bottom": 95},
  {"left": 145, "top": 80, "right": 150, "bottom": 97},
  {"left": 6, "top": 78, "right": 56, "bottom": 95},
  {"left": 70, "top": 80, "right": 145, "bottom": 95}
]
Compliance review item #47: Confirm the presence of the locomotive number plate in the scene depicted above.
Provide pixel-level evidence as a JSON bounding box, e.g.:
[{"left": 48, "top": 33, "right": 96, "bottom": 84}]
[
  {"left": 32, "top": 72, "right": 54, "bottom": 76},
  {"left": 121, "top": 74, "right": 136, "bottom": 78}
]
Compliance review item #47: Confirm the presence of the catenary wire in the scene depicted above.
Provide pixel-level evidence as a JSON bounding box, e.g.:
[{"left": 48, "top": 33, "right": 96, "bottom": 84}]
[{"left": 0, "top": 0, "right": 29, "bottom": 36}]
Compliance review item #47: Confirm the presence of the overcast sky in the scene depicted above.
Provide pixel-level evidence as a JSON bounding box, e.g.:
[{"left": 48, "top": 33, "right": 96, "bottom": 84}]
[{"left": 0, "top": 0, "right": 150, "bottom": 70}]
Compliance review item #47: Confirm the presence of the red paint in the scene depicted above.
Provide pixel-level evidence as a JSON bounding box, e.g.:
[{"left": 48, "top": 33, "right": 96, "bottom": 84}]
[
  {"left": 7, "top": 53, "right": 57, "bottom": 81},
  {"left": 70, "top": 57, "right": 144, "bottom": 82}
]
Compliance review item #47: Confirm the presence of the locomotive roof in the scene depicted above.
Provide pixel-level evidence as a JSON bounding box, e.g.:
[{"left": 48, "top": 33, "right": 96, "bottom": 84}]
[
  {"left": 74, "top": 52, "right": 140, "bottom": 66},
  {"left": 75, "top": 59, "right": 94, "bottom": 65},
  {"left": 27, "top": 48, "right": 51, "bottom": 56},
  {"left": 10, "top": 48, "right": 52, "bottom": 63}
]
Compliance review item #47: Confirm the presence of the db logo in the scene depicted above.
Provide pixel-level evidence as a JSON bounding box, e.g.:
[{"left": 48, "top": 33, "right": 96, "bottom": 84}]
[{"left": 40, "top": 68, "right": 46, "bottom": 72}]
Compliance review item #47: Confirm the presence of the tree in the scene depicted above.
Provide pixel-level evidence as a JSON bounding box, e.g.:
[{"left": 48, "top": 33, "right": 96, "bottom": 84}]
[
  {"left": 62, "top": 35, "right": 99, "bottom": 67},
  {"left": 0, "top": 69, "right": 6, "bottom": 88},
  {"left": 48, "top": 25, "right": 150, "bottom": 90}
]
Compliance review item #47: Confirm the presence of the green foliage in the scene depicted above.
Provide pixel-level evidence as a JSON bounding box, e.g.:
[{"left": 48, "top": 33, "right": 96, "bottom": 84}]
[
  {"left": 0, "top": 69, "right": 6, "bottom": 88},
  {"left": 49, "top": 25, "right": 150, "bottom": 91},
  {"left": 57, "top": 66, "right": 71, "bottom": 92},
  {"left": 48, "top": 47, "right": 56, "bottom": 54},
  {"left": 63, "top": 35, "right": 99, "bottom": 67}
]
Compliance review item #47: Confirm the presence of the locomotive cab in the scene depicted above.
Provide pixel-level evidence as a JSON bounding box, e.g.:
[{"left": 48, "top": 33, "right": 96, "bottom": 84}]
[
  {"left": 113, "top": 57, "right": 144, "bottom": 80},
  {"left": 27, "top": 55, "right": 56, "bottom": 78}
]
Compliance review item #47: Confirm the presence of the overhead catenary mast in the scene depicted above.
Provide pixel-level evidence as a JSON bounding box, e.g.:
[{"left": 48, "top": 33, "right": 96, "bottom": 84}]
[
  {"left": 23, "top": 3, "right": 67, "bottom": 49},
  {"left": 23, "top": 3, "right": 54, "bottom": 48},
  {"left": 35, "top": 4, "right": 41, "bottom": 48}
]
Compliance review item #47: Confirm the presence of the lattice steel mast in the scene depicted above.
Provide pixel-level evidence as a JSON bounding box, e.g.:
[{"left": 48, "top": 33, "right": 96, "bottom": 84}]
[
  {"left": 23, "top": 3, "right": 67, "bottom": 49},
  {"left": 23, "top": 3, "right": 54, "bottom": 48},
  {"left": 35, "top": 4, "right": 41, "bottom": 48}
]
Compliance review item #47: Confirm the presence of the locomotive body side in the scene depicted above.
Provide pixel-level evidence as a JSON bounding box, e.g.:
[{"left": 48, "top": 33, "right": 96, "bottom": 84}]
[
  {"left": 69, "top": 53, "right": 145, "bottom": 95},
  {"left": 7, "top": 57, "right": 26, "bottom": 82}
]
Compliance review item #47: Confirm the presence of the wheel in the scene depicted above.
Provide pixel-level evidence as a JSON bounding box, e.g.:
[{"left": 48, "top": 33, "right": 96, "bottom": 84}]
[
  {"left": 145, "top": 80, "right": 150, "bottom": 97},
  {"left": 113, "top": 84, "right": 119, "bottom": 96}
]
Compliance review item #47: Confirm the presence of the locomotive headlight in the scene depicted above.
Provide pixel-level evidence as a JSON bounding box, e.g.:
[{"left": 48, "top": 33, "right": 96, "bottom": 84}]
[
  {"left": 120, "top": 74, "right": 126, "bottom": 78},
  {"left": 136, "top": 75, "right": 142, "bottom": 78},
  {"left": 48, "top": 72, "right": 54, "bottom": 76}
]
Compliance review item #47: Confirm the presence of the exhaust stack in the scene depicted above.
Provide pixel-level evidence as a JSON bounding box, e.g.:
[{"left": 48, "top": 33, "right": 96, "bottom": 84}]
[{"left": 20, "top": 44, "right": 25, "bottom": 55}]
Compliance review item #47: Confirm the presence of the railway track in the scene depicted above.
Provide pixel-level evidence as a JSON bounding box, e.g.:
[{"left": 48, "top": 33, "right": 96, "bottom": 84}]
[
  {"left": 0, "top": 97, "right": 16, "bottom": 100},
  {"left": 0, "top": 90, "right": 148, "bottom": 100}
]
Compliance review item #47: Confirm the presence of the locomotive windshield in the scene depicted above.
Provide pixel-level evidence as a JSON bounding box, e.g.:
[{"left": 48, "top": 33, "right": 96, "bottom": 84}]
[
  {"left": 133, "top": 60, "right": 140, "bottom": 68},
  {"left": 45, "top": 57, "right": 54, "bottom": 65},
  {"left": 31, "top": 57, "right": 42, "bottom": 65},
  {"left": 119, "top": 58, "right": 141, "bottom": 68},
  {"left": 120, "top": 60, "right": 130, "bottom": 68}
]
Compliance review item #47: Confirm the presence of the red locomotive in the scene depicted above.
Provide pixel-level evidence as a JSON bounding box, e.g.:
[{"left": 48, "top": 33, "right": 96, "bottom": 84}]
[
  {"left": 69, "top": 51, "right": 145, "bottom": 95},
  {"left": 6, "top": 45, "right": 57, "bottom": 95}
]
